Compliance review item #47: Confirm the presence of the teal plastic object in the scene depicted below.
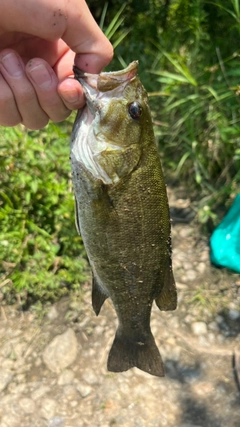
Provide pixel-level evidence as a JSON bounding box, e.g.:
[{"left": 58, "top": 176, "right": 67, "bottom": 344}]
[{"left": 210, "top": 194, "right": 240, "bottom": 273}]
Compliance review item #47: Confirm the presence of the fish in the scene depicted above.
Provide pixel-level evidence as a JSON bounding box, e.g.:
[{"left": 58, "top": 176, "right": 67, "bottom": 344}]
[{"left": 70, "top": 61, "right": 177, "bottom": 378}]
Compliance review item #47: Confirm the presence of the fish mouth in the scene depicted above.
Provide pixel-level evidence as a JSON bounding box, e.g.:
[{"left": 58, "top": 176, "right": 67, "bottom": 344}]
[
  {"left": 73, "top": 61, "right": 138, "bottom": 93},
  {"left": 73, "top": 61, "right": 138, "bottom": 113}
]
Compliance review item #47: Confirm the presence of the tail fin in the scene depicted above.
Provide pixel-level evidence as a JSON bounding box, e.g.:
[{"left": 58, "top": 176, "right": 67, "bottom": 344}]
[{"left": 107, "top": 330, "right": 164, "bottom": 377}]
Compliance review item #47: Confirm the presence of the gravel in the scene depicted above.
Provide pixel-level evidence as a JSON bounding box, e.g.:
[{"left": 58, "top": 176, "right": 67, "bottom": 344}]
[{"left": 0, "top": 187, "right": 239, "bottom": 427}]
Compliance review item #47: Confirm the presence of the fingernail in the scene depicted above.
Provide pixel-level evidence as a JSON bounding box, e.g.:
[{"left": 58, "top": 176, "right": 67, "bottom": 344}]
[
  {"left": 1, "top": 53, "right": 23, "bottom": 77},
  {"left": 28, "top": 64, "right": 52, "bottom": 89}
]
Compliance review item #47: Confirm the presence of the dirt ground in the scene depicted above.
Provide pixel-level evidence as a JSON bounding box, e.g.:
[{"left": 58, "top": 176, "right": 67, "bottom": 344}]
[{"left": 0, "top": 186, "right": 239, "bottom": 427}]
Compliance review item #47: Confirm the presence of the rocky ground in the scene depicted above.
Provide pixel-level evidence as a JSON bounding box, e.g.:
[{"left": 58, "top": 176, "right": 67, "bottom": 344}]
[{"left": 0, "top": 187, "right": 240, "bottom": 427}]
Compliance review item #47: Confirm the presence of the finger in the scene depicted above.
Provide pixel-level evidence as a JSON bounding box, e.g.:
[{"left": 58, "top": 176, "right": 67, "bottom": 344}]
[
  {"left": 57, "top": 77, "right": 85, "bottom": 110},
  {"left": 1, "top": 0, "right": 113, "bottom": 74},
  {"left": 0, "top": 72, "right": 21, "bottom": 127},
  {"left": 1, "top": 0, "right": 68, "bottom": 40},
  {"left": 0, "top": 49, "right": 49, "bottom": 129},
  {"left": 53, "top": 48, "right": 85, "bottom": 110},
  {"left": 26, "top": 58, "right": 71, "bottom": 122},
  {"left": 63, "top": 2, "right": 114, "bottom": 73},
  {"left": 63, "top": 0, "right": 113, "bottom": 73}
]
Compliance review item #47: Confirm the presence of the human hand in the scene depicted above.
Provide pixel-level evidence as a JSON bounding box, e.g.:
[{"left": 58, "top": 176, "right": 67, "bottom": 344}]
[{"left": 0, "top": 0, "right": 113, "bottom": 129}]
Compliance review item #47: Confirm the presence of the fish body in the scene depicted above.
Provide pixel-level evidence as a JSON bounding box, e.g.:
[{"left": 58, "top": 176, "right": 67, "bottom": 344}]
[{"left": 70, "top": 61, "right": 177, "bottom": 377}]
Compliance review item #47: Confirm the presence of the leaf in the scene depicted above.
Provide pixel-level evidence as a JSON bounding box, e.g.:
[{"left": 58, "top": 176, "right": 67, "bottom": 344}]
[
  {"left": 176, "top": 151, "right": 191, "bottom": 175},
  {"left": 202, "top": 85, "right": 219, "bottom": 101},
  {"left": 104, "top": 4, "right": 127, "bottom": 41},
  {"left": 161, "top": 51, "right": 198, "bottom": 86},
  {"left": 112, "top": 29, "right": 131, "bottom": 49},
  {"left": 99, "top": 3, "right": 108, "bottom": 30},
  {"left": 152, "top": 70, "right": 192, "bottom": 84}
]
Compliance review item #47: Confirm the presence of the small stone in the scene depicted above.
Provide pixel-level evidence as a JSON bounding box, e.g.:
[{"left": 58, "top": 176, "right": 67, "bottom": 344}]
[
  {"left": 185, "top": 269, "right": 197, "bottom": 281},
  {"left": 13, "top": 342, "right": 26, "bottom": 358},
  {"left": 191, "top": 381, "right": 214, "bottom": 396},
  {"left": 228, "top": 309, "right": 240, "bottom": 320},
  {"left": 0, "top": 342, "right": 11, "bottom": 358},
  {"left": 184, "top": 314, "right": 194, "bottom": 324},
  {"left": 47, "top": 306, "right": 59, "bottom": 321},
  {"left": 29, "top": 418, "right": 46, "bottom": 427},
  {"left": 208, "top": 332, "right": 215, "bottom": 343},
  {"left": 0, "top": 368, "right": 13, "bottom": 392},
  {"left": 43, "top": 328, "right": 78, "bottom": 373},
  {"left": 76, "top": 382, "right": 93, "bottom": 397},
  {"left": 217, "top": 334, "right": 225, "bottom": 344},
  {"left": 200, "top": 250, "right": 209, "bottom": 262},
  {"left": 15, "top": 373, "right": 26, "bottom": 384},
  {"left": 183, "top": 261, "right": 192, "bottom": 270},
  {"left": 35, "top": 357, "right": 42, "bottom": 367},
  {"left": 58, "top": 369, "right": 74, "bottom": 385},
  {"left": 1, "top": 414, "right": 20, "bottom": 427},
  {"left": 10, "top": 383, "right": 28, "bottom": 394},
  {"left": 198, "top": 335, "right": 209, "bottom": 346},
  {"left": 19, "top": 397, "right": 36, "bottom": 414},
  {"left": 179, "top": 228, "right": 192, "bottom": 238},
  {"left": 40, "top": 398, "right": 57, "bottom": 419},
  {"left": 1, "top": 359, "right": 14, "bottom": 369},
  {"left": 216, "top": 315, "right": 224, "bottom": 324},
  {"left": 94, "top": 325, "right": 104, "bottom": 335},
  {"left": 191, "top": 321, "right": 207, "bottom": 335},
  {"left": 81, "top": 368, "right": 98, "bottom": 385},
  {"left": 169, "top": 317, "right": 179, "bottom": 328},
  {"left": 62, "top": 385, "right": 78, "bottom": 401},
  {"left": 208, "top": 321, "right": 218, "bottom": 331},
  {"left": 47, "top": 416, "right": 65, "bottom": 427},
  {"left": 196, "top": 262, "right": 206, "bottom": 274},
  {"left": 31, "top": 385, "right": 50, "bottom": 400},
  {"left": 68, "top": 418, "right": 84, "bottom": 427}
]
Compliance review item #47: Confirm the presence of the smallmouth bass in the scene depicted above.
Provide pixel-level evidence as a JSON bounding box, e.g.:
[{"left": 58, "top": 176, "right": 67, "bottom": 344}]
[{"left": 70, "top": 61, "right": 177, "bottom": 377}]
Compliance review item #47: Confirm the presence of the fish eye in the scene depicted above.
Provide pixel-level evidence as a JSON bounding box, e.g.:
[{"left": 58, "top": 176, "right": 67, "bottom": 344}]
[{"left": 128, "top": 102, "right": 142, "bottom": 120}]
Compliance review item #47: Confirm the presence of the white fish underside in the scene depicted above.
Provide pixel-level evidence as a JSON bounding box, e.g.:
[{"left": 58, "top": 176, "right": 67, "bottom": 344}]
[{"left": 71, "top": 88, "right": 126, "bottom": 185}]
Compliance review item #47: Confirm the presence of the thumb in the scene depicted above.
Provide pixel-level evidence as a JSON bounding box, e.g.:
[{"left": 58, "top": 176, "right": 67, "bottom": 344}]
[
  {"left": 1, "top": 0, "right": 113, "bottom": 73},
  {"left": 62, "top": 1, "right": 113, "bottom": 73}
]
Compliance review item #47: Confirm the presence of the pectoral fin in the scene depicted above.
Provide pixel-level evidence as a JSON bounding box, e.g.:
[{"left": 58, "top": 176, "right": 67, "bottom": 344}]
[
  {"left": 74, "top": 197, "right": 81, "bottom": 235},
  {"left": 92, "top": 275, "right": 109, "bottom": 316},
  {"left": 155, "top": 268, "right": 177, "bottom": 311}
]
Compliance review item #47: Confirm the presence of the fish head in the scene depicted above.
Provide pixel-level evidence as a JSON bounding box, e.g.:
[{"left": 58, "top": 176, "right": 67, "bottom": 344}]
[{"left": 71, "top": 61, "right": 153, "bottom": 185}]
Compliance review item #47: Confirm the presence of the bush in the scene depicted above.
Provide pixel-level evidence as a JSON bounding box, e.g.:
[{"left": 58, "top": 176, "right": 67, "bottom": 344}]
[{"left": 0, "top": 120, "right": 86, "bottom": 304}]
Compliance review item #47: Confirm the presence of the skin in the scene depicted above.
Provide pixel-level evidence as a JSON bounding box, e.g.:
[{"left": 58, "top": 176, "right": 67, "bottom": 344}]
[{"left": 0, "top": 0, "right": 113, "bottom": 129}]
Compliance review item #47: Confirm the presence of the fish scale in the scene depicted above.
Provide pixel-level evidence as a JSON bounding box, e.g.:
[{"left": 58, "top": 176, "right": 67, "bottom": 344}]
[{"left": 70, "top": 61, "right": 177, "bottom": 377}]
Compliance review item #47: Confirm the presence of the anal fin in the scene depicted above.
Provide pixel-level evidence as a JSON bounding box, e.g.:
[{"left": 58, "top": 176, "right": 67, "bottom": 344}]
[
  {"left": 155, "top": 268, "right": 177, "bottom": 311},
  {"left": 92, "top": 275, "right": 109, "bottom": 316}
]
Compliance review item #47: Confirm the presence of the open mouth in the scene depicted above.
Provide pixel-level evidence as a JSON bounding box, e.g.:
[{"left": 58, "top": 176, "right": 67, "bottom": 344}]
[
  {"left": 73, "top": 60, "right": 138, "bottom": 92},
  {"left": 73, "top": 61, "right": 139, "bottom": 113}
]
